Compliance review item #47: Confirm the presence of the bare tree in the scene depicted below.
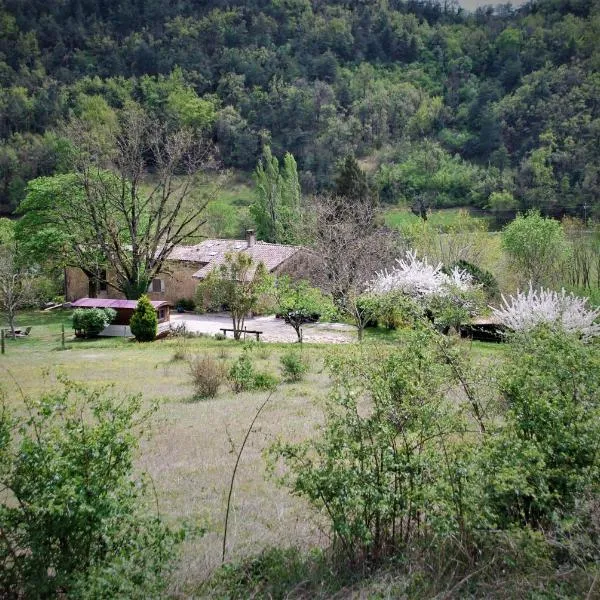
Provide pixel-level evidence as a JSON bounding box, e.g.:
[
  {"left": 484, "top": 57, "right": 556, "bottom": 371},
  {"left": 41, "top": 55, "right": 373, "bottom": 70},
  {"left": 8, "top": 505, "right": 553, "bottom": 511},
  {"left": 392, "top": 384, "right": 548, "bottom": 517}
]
[
  {"left": 21, "top": 105, "right": 219, "bottom": 299},
  {"left": 306, "top": 195, "right": 400, "bottom": 340},
  {"left": 0, "top": 245, "right": 37, "bottom": 338}
]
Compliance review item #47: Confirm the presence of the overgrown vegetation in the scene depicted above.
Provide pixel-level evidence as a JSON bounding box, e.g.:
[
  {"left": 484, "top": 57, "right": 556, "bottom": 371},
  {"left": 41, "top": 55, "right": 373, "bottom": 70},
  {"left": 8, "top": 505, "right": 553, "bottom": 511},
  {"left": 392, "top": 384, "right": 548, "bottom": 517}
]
[
  {"left": 0, "top": 380, "right": 184, "bottom": 598},
  {"left": 188, "top": 355, "right": 226, "bottom": 399},
  {"left": 263, "top": 324, "right": 600, "bottom": 596}
]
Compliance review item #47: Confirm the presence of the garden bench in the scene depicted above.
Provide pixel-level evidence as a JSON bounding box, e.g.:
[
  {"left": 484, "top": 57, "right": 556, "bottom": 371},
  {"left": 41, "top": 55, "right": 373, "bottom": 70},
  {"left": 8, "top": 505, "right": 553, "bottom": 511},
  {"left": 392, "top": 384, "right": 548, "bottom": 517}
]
[{"left": 220, "top": 328, "right": 263, "bottom": 341}]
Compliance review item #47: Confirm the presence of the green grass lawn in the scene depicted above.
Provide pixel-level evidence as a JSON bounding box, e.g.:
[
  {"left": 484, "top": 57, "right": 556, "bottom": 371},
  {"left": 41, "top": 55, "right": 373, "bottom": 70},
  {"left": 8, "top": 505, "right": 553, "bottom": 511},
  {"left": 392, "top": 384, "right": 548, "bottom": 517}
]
[
  {"left": 1, "top": 309, "right": 506, "bottom": 595},
  {"left": 383, "top": 206, "right": 489, "bottom": 231}
]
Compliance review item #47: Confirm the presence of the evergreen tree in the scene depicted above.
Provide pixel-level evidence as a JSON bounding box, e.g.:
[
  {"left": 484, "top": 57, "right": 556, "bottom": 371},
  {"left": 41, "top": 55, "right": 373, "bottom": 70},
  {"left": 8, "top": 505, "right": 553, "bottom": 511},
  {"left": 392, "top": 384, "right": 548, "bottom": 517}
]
[
  {"left": 335, "top": 155, "right": 370, "bottom": 203},
  {"left": 129, "top": 295, "right": 158, "bottom": 342}
]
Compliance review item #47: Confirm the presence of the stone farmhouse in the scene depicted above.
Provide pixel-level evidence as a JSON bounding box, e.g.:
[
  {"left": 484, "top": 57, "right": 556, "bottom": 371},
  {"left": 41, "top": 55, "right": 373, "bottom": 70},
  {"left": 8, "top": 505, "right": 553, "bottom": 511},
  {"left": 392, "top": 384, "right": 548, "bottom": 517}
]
[{"left": 65, "top": 230, "right": 311, "bottom": 305}]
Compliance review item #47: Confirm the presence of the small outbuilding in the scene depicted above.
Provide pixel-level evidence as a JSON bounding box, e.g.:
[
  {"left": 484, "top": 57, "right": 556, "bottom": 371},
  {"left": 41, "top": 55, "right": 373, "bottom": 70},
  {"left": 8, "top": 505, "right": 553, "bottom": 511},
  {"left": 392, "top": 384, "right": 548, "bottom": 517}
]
[{"left": 70, "top": 298, "right": 171, "bottom": 337}]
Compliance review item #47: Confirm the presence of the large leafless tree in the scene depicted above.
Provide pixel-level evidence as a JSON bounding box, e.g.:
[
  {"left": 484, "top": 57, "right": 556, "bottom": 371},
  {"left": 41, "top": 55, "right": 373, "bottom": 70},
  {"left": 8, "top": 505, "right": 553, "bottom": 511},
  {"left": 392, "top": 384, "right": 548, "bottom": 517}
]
[
  {"left": 306, "top": 194, "right": 401, "bottom": 338},
  {"left": 21, "top": 105, "right": 218, "bottom": 299}
]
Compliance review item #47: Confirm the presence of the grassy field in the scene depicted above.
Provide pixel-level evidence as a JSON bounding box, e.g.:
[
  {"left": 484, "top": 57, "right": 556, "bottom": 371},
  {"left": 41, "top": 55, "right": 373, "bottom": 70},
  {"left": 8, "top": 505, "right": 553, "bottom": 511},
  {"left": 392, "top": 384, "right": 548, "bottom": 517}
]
[
  {"left": 383, "top": 206, "right": 488, "bottom": 231},
  {"left": 1, "top": 309, "right": 506, "bottom": 596}
]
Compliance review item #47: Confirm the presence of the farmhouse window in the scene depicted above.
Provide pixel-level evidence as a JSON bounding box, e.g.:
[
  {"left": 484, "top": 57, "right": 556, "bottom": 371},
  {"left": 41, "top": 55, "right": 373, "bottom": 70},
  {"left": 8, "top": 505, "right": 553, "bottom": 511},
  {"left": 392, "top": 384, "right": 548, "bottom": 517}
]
[{"left": 149, "top": 278, "right": 165, "bottom": 293}]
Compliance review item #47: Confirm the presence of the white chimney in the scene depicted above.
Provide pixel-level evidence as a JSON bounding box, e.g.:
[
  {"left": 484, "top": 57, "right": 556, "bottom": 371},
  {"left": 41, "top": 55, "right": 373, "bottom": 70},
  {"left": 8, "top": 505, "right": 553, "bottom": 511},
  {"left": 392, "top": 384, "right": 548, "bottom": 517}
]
[{"left": 246, "top": 229, "right": 256, "bottom": 248}]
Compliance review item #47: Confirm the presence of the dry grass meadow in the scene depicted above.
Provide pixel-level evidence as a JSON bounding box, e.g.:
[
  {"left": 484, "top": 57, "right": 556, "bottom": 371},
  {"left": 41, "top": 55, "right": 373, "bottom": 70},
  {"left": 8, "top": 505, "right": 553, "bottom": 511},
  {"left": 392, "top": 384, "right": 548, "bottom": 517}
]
[{"left": 1, "top": 309, "right": 504, "bottom": 595}]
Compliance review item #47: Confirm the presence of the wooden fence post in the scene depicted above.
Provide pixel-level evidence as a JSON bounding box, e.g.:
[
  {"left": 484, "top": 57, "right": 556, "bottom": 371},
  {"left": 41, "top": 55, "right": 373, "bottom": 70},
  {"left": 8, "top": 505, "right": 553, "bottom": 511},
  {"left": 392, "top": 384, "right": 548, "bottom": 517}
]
[
  {"left": 1, "top": 329, "right": 5, "bottom": 355},
  {"left": 61, "top": 324, "right": 65, "bottom": 350}
]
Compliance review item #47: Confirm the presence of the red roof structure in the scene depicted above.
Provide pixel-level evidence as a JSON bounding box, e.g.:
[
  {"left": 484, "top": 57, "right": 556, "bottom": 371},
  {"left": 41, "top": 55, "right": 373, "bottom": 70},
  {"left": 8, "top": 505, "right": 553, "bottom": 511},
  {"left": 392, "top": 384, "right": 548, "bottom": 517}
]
[{"left": 71, "top": 298, "right": 170, "bottom": 309}]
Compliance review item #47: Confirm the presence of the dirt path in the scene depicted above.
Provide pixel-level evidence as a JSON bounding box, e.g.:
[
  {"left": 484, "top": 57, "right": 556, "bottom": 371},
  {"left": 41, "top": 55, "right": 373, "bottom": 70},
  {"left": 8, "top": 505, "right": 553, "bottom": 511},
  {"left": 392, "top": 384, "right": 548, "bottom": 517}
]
[{"left": 170, "top": 313, "right": 356, "bottom": 343}]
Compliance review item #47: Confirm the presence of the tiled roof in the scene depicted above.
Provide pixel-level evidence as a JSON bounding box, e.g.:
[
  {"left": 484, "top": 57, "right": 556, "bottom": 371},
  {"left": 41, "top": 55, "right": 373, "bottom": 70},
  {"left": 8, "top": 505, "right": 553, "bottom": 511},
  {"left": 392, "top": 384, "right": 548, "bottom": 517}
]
[{"left": 166, "top": 239, "right": 301, "bottom": 279}]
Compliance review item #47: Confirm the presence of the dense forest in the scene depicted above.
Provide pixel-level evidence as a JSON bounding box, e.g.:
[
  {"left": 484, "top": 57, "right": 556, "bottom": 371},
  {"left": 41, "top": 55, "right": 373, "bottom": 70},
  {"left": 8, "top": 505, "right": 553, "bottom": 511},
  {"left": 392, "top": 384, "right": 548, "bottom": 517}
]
[{"left": 0, "top": 0, "right": 598, "bottom": 219}]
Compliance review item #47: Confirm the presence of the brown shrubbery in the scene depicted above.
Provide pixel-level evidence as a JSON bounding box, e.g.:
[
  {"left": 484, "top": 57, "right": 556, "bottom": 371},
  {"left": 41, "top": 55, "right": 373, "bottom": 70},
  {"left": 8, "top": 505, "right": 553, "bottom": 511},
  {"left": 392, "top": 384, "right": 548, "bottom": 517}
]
[{"left": 188, "top": 355, "right": 227, "bottom": 399}]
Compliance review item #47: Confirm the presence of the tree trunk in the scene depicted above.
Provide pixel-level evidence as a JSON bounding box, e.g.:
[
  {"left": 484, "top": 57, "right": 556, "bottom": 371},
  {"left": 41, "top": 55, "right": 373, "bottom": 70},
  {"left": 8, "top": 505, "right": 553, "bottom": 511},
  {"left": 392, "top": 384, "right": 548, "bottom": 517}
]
[
  {"left": 233, "top": 313, "right": 245, "bottom": 340},
  {"left": 357, "top": 323, "right": 364, "bottom": 342},
  {"left": 8, "top": 309, "right": 16, "bottom": 338}
]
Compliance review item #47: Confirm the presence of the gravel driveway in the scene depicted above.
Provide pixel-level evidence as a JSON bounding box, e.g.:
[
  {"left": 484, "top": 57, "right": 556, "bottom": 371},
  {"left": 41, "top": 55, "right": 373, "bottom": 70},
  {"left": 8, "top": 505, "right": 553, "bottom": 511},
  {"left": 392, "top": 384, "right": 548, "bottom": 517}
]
[{"left": 169, "top": 312, "right": 356, "bottom": 344}]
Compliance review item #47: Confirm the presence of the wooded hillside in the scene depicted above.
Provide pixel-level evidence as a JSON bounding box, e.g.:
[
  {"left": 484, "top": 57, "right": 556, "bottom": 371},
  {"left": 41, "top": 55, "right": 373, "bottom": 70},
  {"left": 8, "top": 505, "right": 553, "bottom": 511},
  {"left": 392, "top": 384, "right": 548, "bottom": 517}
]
[{"left": 0, "top": 0, "right": 598, "bottom": 218}]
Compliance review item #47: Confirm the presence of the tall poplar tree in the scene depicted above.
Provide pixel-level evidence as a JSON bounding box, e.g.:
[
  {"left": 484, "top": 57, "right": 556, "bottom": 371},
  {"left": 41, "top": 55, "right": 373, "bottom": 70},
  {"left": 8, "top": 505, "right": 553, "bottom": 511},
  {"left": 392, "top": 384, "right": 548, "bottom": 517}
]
[{"left": 251, "top": 146, "right": 302, "bottom": 244}]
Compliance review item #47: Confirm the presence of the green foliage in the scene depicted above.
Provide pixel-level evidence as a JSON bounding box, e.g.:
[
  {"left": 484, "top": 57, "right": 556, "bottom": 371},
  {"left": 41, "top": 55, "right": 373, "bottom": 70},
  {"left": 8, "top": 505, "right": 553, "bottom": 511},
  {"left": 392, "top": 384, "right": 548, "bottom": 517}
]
[
  {"left": 0, "top": 0, "right": 598, "bottom": 220},
  {"left": 72, "top": 307, "right": 116, "bottom": 338},
  {"left": 427, "top": 286, "right": 484, "bottom": 333},
  {"left": 228, "top": 347, "right": 278, "bottom": 393},
  {"left": 270, "top": 322, "right": 600, "bottom": 576},
  {"left": 269, "top": 328, "right": 482, "bottom": 562},
  {"left": 129, "top": 295, "right": 158, "bottom": 342},
  {"left": 0, "top": 380, "right": 183, "bottom": 598},
  {"left": 280, "top": 351, "right": 308, "bottom": 383},
  {"left": 250, "top": 146, "right": 302, "bottom": 244},
  {"left": 16, "top": 174, "right": 88, "bottom": 269},
  {"left": 175, "top": 297, "right": 195, "bottom": 311},
  {"left": 201, "top": 547, "right": 345, "bottom": 600},
  {"left": 252, "top": 372, "right": 279, "bottom": 391},
  {"left": 502, "top": 210, "right": 570, "bottom": 287},
  {"left": 376, "top": 142, "right": 486, "bottom": 209},
  {"left": 276, "top": 277, "right": 336, "bottom": 342},
  {"left": 195, "top": 252, "right": 272, "bottom": 340},
  {"left": 334, "top": 155, "right": 372, "bottom": 205},
  {"left": 483, "top": 327, "right": 600, "bottom": 528},
  {"left": 228, "top": 348, "right": 256, "bottom": 393},
  {"left": 448, "top": 260, "right": 499, "bottom": 302}
]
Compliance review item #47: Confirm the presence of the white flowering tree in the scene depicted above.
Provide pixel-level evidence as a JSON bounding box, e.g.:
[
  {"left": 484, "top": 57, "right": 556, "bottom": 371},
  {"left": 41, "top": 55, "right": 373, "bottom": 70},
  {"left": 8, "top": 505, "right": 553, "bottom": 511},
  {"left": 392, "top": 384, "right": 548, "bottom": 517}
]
[
  {"left": 491, "top": 287, "right": 600, "bottom": 339},
  {"left": 369, "top": 251, "right": 473, "bottom": 297},
  {"left": 368, "top": 250, "right": 482, "bottom": 331}
]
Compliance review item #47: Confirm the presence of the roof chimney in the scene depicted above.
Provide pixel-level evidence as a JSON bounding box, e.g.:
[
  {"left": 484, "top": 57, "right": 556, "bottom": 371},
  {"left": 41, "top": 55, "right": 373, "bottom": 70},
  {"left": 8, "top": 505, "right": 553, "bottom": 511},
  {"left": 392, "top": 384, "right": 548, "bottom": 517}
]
[{"left": 246, "top": 229, "right": 256, "bottom": 248}]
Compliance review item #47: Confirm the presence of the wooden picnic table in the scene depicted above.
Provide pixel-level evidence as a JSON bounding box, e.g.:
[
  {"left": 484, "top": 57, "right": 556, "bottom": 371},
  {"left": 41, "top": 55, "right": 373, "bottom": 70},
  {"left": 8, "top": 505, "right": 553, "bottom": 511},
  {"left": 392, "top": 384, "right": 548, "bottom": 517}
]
[
  {"left": 2, "top": 327, "right": 31, "bottom": 337},
  {"left": 220, "top": 327, "right": 263, "bottom": 341}
]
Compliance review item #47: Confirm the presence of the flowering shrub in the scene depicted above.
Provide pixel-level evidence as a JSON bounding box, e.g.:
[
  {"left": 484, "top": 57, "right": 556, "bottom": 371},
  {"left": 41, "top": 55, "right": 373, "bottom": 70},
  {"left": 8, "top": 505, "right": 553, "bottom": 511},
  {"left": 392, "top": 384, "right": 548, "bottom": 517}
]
[
  {"left": 369, "top": 250, "right": 473, "bottom": 298},
  {"left": 491, "top": 286, "right": 600, "bottom": 339},
  {"left": 367, "top": 251, "right": 482, "bottom": 330}
]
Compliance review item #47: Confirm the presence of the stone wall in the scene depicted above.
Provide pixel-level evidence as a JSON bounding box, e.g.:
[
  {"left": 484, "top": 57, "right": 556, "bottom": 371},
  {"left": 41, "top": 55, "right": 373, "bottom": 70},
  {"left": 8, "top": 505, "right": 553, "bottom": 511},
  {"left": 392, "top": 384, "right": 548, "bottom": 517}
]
[{"left": 65, "top": 261, "right": 202, "bottom": 305}]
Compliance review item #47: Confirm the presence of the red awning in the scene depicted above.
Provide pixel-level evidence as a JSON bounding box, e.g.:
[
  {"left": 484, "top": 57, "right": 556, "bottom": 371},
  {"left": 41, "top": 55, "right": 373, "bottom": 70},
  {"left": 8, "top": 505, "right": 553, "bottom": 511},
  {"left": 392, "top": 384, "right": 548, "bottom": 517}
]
[{"left": 71, "top": 298, "right": 170, "bottom": 309}]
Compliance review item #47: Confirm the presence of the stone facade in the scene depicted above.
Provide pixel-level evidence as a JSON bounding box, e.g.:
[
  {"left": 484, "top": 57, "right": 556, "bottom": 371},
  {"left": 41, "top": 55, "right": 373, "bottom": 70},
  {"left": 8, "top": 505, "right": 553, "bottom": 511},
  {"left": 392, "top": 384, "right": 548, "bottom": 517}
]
[
  {"left": 65, "top": 261, "right": 202, "bottom": 305},
  {"left": 65, "top": 234, "right": 313, "bottom": 304}
]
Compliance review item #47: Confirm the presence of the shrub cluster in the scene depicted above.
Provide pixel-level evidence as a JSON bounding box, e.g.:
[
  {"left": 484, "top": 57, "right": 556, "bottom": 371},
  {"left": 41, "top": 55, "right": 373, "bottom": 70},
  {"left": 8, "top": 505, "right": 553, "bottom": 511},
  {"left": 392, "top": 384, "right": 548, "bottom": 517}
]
[
  {"left": 228, "top": 348, "right": 278, "bottom": 393},
  {"left": 0, "top": 381, "right": 184, "bottom": 598},
  {"left": 72, "top": 307, "right": 116, "bottom": 338},
  {"left": 270, "top": 325, "right": 600, "bottom": 575},
  {"left": 175, "top": 297, "right": 195, "bottom": 312},
  {"left": 280, "top": 351, "right": 308, "bottom": 382}
]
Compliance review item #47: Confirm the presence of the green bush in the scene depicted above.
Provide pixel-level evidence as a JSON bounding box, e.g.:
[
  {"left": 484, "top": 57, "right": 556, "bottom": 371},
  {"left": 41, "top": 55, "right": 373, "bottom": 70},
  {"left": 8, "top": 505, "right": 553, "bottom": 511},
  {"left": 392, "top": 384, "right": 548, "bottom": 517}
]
[
  {"left": 252, "top": 372, "right": 279, "bottom": 390},
  {"left": 228, "top": 349, "right": 256, "bottom": 393},
  {"left": 483, "top": 326, "right": 600, "bottom": 529},
  {"left": 447, "top": 260, "right": 499, "bottom": 301},
  {"left": 269, "top": 328, "right": 481, "bottom": 562},
  {"left": 175, "top": 297, "right": 195, "bottom": 311},
  {"left": 72, "top": 307, "right": 116, "bottom": 338},
  {"left": 280, "top": 351, "right": 308, "bottom": 382},
  {"left": 130, "top": 295, "right": 158, "bottom": 342},
  {"left": 0, "top": 380, "right": 184, "bottom": 598},
  {"left": 228, "top": 348, "right": 278, "bottom": 393}
]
